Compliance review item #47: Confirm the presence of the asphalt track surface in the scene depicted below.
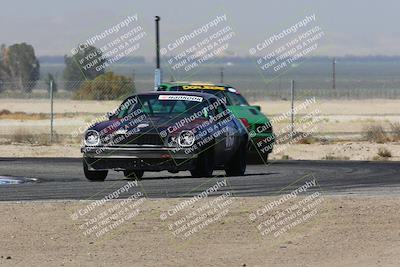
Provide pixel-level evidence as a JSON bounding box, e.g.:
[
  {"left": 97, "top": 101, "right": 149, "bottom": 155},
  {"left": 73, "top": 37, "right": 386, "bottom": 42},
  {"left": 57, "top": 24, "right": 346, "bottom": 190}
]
[{"left": 0, "top": 158, "right": 399, "bottom": 201}]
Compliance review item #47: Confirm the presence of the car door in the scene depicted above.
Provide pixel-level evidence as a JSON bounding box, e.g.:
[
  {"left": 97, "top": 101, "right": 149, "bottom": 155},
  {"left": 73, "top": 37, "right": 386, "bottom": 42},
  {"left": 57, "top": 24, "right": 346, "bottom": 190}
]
[{"left": 209, "top": 99, "right": 239, "bottom": 164}]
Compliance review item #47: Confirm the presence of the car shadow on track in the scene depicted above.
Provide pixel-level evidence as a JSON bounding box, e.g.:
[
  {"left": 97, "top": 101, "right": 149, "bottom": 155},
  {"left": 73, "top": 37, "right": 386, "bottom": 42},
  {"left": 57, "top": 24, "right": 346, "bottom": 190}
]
[{"left": 113, "top": 172, "right": 279, "bottom": 181}]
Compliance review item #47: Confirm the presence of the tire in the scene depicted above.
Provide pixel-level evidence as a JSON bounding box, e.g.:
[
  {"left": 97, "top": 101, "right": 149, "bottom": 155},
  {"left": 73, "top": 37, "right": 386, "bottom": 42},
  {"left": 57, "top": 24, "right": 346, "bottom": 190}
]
[
  {"left": 123, "top": 170, "right": 144, "bottom": 180},
  {"left": 225, "top": 144, "right": 247, "bottom": 176},
  {"left": 83, "top": 160, "right": 108, "bottom": 181},
  {"left": 190, "top": 147, "right": 214, "bottom": 178},
  {"left": 264, "top": 153, "right": 269, "bottom": 163}
]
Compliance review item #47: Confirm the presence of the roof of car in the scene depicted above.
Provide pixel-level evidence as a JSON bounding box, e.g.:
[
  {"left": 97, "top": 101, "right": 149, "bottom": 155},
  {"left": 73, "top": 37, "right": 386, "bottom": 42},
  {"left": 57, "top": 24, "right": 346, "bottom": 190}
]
[{"left": 135, "top": 91, "right": 219, "bottom": 100}]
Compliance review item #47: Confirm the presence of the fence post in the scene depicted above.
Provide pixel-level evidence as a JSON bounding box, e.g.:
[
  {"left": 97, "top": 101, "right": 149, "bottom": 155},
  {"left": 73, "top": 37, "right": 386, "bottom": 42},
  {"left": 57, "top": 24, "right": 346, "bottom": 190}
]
[
  {"left": 50, "top": 80, "right": 54, "bottom": 143},
  {"left": 332, "top": 57, "right": 336, "bottom": 89},
  {"left": 290, "top": 80, "right": 295, "bottom": 140}
]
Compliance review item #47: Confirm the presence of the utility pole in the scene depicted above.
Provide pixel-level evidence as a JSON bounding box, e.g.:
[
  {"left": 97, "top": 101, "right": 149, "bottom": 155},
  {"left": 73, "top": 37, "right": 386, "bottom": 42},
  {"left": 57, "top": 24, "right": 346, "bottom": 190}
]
[
  {"left": 50, "top": 80, "right": 54, "bottom": 143},
  {"left": 278, "top": 77, "right": 281, "bottom": 91},
  {"left": 220, "top": 67, "right": 224, "bottom": 83},
  {"left": 290, "top": 80, "right": 295, "bottom": 140},
  {"left": 132, "top": 69, "right": 135, "bottom": 88},
  {"left": 154, "top": 16, "right": 162, "bottom": 90},
  {"left": 332, "top": 57, "right": 336, "bottom": 89}
]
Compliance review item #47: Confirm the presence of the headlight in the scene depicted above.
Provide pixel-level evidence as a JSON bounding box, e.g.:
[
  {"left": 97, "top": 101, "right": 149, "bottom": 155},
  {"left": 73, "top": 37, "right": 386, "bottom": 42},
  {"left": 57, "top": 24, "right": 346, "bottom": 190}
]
[
  {"left": 84, "top": 130, "right": 100, "bottom": 146},
  {"left": 178, "top": 130, "right": 195, "bottom": 147}
]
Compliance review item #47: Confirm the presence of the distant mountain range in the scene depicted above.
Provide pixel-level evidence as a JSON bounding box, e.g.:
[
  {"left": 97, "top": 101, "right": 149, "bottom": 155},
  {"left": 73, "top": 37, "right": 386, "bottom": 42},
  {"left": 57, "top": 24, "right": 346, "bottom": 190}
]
[
  {"left": 38, "top": 56, "right": 146, "bottom": 64},
  {"left": 38, "top": 55, "right": 400, "bottom": 65}
]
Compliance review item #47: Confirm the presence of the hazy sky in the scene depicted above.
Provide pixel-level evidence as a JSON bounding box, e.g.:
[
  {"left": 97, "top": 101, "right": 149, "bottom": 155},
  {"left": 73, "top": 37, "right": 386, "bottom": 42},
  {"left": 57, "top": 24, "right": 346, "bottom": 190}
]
[{"left": 0, "top": 0, "right": 399, "bottom": 58}]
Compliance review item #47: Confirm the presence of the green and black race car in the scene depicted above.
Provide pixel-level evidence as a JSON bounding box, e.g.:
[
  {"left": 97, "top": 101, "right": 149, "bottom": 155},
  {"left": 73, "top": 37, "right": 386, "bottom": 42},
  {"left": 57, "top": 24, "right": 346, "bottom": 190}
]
[{"left": 157, "top": 82, "right": 275, "bottom": 161}]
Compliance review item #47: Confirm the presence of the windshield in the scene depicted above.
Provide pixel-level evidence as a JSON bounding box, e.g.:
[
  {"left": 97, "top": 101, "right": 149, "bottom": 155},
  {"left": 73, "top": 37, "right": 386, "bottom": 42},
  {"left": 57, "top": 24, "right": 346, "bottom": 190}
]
[
  {"left": 226, "top": 91, "right": 249, "bottom": 105},
  {"left": 167, "top": 86, "right": 249, "bottom": 106},
  {"left": 116, "top": 94, "right": 210, "bottom": 119}
]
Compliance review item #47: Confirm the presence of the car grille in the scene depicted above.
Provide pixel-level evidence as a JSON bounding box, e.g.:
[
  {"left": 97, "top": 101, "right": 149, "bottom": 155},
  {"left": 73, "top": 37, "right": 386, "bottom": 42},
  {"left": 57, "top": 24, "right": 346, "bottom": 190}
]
[{"left": 113, "top": 134, "right": 165, "bottom": 146}]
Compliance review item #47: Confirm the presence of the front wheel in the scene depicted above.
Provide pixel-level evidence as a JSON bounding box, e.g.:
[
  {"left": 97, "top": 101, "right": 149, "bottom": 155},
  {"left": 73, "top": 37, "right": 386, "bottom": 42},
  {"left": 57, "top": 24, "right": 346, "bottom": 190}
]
[
  {"left": 124, "top": 170, "right": 144, "bottom": 180},
  {"left": 225, "top": 144, "right": 247, "bottom": 176},
  {"left": 190, "top": 148, "right": 214, "bottom": 178},
  {"left": 83, "top": 160, "right": 108, "bottom": 181}
]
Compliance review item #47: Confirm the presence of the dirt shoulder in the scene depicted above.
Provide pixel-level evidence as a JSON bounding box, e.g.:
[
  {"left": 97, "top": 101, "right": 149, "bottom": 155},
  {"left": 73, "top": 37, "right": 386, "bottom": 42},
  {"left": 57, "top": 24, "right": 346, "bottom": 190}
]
[{"left": 0, "top": 196, "right": 399, "bottom": 267}]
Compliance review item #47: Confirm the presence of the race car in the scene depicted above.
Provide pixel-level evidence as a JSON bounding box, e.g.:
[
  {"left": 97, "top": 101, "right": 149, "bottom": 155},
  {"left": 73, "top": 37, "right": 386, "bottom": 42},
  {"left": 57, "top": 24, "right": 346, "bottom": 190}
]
[
  {"left": 81, "top": 91, "right": 249, "bottom": 181},
  {"left": 158, "top": 82, "right": 275, "bottom": 161}
]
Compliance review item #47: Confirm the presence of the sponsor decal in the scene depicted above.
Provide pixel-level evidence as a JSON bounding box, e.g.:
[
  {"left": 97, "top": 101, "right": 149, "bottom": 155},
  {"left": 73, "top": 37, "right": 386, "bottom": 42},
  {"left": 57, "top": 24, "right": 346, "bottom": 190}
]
[
  {"left": 158, "top": 95, "right": 203, "bottom": 102},
  {"left": 225, "top": 129, "right": 235, "bottom": 149},
  {"left": 182, "top": 85, "right": 225, "bottom": 90}
]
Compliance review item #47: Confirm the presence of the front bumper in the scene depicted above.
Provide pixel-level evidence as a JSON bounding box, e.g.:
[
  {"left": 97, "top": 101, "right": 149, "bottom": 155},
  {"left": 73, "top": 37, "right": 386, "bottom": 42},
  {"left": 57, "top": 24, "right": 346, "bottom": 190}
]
[{"left": 82, "top": 146, "right": 197, "bottom": 171}]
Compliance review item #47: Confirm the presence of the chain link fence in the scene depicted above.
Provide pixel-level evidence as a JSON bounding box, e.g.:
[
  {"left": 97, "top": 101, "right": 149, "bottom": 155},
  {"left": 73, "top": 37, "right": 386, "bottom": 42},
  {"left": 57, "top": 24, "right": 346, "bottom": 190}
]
[
  {"left": 0, "top": 77, "right": 399, "bottom": 147},
  {"left": 1, "top": 78, "right": 400, "bottom": 100}
]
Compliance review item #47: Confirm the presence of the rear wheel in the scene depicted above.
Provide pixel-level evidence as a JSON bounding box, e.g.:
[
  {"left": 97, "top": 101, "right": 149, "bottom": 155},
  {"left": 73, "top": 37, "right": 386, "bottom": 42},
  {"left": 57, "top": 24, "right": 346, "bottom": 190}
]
[
  {"left": 191, "top": 148, "right": 214, "bottom": 178},
  {"left": 124, "top": 170, "right": 144, "bottom": 180},
  {"left": 225, "top": 144, "right": 247, "bottom": 176},
  {"left": 83, "top": 160, "right": 108, "bottom": 181}
]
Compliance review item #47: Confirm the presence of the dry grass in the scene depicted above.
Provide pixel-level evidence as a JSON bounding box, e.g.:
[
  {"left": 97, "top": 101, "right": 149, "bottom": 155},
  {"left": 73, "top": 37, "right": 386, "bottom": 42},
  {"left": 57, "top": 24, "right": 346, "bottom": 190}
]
[
  {"left": 0, "top": 109, "right": 48, "bottom": 120},
  {"left": 7, "top": 128, "right": 71, "bottom": 145},
  {"left": 377, "top": 147, "right": 392, "bottom": 158},
  {"left": 0, "top": 109, "right": 100, "bottom": 120},
  {"left": 3, "top": 129, "right": 81, "bottom": 146},
  {"left": 295, "top": 133, "right": 319, "bottom": 144},
  {"left": 276, "top": 132, "right": 319, "bottom": 144},
  {"left": 390, "top": 122, "right": 400, "bottom": 141},
  {"left": 11, "top": 129, "right": 52, "bottom": 145},
  {"left": 363, "top": 124, "right": 389, "bottom": 143}
]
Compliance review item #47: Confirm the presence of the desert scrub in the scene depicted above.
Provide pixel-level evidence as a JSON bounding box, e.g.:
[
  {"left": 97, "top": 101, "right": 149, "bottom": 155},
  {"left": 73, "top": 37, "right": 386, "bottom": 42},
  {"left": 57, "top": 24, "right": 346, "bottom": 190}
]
[
  {"left": 377, "top": 147, "right": 392, "bottom": 158},
  {"left": 363, "top": 124, "right": 389, "bottom": 143},
  {"left": 390, "top": 122, "right": 400, "bottom": 141},
  {"left": 10, "top": 128, "right": 61, "bottom": 145}
]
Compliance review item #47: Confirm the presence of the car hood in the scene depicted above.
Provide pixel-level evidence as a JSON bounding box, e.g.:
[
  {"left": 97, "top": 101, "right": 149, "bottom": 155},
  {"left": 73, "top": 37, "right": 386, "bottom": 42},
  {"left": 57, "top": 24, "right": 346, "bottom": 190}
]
[{"left": 88, "top": 115, "right": 207, "bottom": 135}]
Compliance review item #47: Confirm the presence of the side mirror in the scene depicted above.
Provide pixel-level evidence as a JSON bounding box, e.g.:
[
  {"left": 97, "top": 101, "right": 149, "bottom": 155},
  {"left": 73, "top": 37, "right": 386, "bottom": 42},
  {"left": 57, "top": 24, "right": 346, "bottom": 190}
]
[{"left": 252, "top": 105, "right": 261, "bottom": 111}]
